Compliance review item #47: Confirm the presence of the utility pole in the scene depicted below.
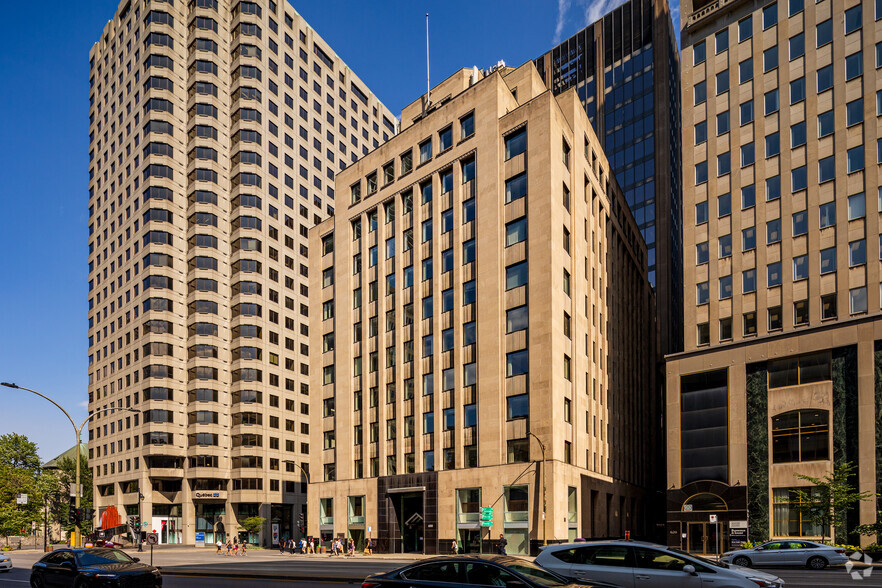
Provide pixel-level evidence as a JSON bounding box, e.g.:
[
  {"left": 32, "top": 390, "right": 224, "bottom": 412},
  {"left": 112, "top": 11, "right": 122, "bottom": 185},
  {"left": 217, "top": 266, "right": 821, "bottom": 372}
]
[
  {"left": 137, "top": 492, "right": 144, "bottom": 552},
  {"left": 528, "top": 431, "right": 547, "bottom": 546}
]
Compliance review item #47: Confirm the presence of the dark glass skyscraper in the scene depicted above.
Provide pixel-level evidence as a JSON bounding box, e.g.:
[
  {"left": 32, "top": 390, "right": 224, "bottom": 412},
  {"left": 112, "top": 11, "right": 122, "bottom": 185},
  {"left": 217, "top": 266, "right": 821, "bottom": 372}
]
[{"left": 536, "top": 0, "right": 683, "bottom": 354}]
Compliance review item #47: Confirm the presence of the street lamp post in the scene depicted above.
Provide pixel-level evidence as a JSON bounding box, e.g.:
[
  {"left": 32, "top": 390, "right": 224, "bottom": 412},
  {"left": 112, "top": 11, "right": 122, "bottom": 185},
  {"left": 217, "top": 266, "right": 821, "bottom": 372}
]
[
  {"left": 137, "top": 491, "right": 144, "bottom": 552},
  {"left": 286, "top": 461, "right": 310, "bottom": 539},
  {"left": 527, "top": 431, "right": 547, "bottom": 547},
  {"left": 2, "top": 382, "right": 137, "bottom": 548}
]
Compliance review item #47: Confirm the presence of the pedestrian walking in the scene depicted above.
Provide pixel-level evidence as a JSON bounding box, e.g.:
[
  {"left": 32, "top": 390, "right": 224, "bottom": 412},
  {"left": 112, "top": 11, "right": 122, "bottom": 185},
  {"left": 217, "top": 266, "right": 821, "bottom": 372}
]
[
  {"left": 279, "top": 538, "right": 286, "bottom": 554},
  {"left": 365, "top": 538, "right": 373, "bottom": 555},
  {"left": 240, "top": 542, "right": 247, "bottom": 557},
  {"left": 451, "top": 539, "right": 458, "bottom": 555},
  {"left": 216, "top": 539, "right": 223, "bottom": 555},
  {"left": 300, "top": 538, "right": 306, "bottom": 553},
  {"left": 232, "top": 538, "right": 239, "bottom": 556},
  {"left": 308, "top": 538, "right": 314, "bottom": 554},
  {"left": 496, "top": 534, "right": 507, "bottom": 555},
  {"left": 348, "top": 537, "right": 355, "bottom": 556},
  {"left": 225, "top": 539, "right": 232, "bottom": 556}
]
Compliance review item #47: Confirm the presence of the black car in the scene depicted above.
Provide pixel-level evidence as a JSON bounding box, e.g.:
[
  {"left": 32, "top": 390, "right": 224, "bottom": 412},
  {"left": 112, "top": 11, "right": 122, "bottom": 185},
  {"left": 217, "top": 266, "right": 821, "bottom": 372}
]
[
  {"left": 30, "top": 547, "right": 161, "bottom": 588},
  {"left": 362, "top": 555, "right": 621, "bottom": 588}
]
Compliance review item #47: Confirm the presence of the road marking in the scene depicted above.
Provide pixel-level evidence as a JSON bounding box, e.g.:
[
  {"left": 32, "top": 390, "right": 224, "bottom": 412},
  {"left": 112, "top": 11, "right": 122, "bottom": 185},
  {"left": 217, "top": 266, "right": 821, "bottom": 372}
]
[{"left": 1, "top": 579, "right": 29, "bottom": 583}]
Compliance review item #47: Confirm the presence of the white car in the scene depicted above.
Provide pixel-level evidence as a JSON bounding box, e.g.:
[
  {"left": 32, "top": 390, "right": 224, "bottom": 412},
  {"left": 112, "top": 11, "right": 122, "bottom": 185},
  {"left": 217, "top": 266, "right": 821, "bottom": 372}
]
[
  {"left": 721, "top": 540, "right": 848, "bottom": 569},
  {"left": 0, "top": 552, "right": 12, "bottom": 571},
  {"left": 535, "top": 540, "right": 784, "bottom": 588}
]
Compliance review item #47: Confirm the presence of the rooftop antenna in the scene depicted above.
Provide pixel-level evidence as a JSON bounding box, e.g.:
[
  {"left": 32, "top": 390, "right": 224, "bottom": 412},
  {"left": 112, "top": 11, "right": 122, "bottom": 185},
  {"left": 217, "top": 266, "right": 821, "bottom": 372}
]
[{"left": 425, "top": 13, "right": 431, "bottom": 111}]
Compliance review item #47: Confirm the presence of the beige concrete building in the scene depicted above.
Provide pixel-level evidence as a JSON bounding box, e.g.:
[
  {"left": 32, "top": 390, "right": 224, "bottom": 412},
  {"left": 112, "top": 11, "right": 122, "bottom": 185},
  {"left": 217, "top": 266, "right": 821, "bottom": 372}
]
[
  {"left": 308, "top": 61, "right": 657, "bottom": 555},
  {"left": 86, "top": 0, "right": 394, "bottom": 545},
  {"left": 668, "top": 0, "right": 882, "bottom": 552}
]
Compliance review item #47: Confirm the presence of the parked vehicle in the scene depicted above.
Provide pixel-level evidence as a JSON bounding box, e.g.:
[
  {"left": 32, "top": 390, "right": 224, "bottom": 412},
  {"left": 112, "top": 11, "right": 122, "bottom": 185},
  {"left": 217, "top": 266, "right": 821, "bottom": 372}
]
[
  {"left": 362, "top": 554, "right": 622, "bottom": 588},
  {"left": 721, "top": 540, "right": 848, "bottom": 569},
  {"left": 30, "top": 547, "right": 161, "bottom": 587},
  {"left": 0, "top": 552, "right": 11, "bottom": 572},
  {"left": 535, "top": 540, "right": 785, "bottom": 588}
]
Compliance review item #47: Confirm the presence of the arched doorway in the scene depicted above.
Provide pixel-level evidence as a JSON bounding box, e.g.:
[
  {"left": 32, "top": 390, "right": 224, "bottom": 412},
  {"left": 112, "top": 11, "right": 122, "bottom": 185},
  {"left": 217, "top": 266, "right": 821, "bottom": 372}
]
[{"left": 682, "top": 493, "right": 727, "bottom": 555}]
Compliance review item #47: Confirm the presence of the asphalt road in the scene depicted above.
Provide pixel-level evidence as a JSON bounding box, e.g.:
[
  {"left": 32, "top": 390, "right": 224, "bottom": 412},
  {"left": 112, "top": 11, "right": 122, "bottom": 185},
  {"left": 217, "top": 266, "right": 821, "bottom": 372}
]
[{"left": 2, "top": 552, "right": 881, "bottom": 587}]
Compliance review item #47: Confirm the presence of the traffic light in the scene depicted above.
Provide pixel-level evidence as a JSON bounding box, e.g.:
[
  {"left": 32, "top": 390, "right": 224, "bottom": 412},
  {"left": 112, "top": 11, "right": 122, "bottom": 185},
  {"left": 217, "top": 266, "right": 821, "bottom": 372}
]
[
  {"left": 83, "top": 508, "right": 95, "bottom": 521},
  {"left": 68, "top": 508, "right": 81, "bottom": 526},
  {"left": 297, "top": 513, "right": 305, "bottom": 533}
]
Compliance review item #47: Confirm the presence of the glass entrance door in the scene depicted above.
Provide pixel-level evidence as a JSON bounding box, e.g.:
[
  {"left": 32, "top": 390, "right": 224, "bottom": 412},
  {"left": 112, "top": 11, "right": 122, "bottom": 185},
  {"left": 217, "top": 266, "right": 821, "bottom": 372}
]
[
  {"left": 392, "top": 492, "right": 424, "bottom": 553},
  {"left": 686, "top": 522, "right": 721, "bottom": 555}
]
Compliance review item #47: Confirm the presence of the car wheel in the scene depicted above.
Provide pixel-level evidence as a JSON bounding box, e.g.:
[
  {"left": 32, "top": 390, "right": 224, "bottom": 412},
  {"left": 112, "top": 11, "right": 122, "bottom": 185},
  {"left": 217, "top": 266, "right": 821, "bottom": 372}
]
[
  {"left": 807, "top": 556, "right": 827, "bottom": 570},
  {"left": 733, "top": 556, "right": 752, "bottom": 567},
  {"left": 31, "top": 575, "right": 44, "bottom": 588}
]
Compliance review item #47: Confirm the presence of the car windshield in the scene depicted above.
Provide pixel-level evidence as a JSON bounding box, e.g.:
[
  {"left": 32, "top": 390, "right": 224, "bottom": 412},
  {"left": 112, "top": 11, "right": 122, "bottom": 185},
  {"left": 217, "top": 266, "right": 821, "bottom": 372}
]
[
  {"left": 77, "top": 549, "right": 135, "bottom": 566},
  {"left": 669, "top": 548, "right": 728, "bottom": 569},
  {"left": 508, "top": 561, "right": 568, "bottom": 587}
]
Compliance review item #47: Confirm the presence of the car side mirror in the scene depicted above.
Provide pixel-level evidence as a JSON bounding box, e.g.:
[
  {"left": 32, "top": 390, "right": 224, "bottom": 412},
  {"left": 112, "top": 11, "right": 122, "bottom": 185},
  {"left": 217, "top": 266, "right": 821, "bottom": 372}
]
[
  {"left": 754, "top": 546, "right": 764, "bottom": 551},
  {"left": 132, "top": 557, "right": 140, "bottom": 562},
  {"left": 682, "top": 564, "right": 697, "bottom": 576},
  {"left": 60, "top": 561, "right": 76, "bottom": 570}
]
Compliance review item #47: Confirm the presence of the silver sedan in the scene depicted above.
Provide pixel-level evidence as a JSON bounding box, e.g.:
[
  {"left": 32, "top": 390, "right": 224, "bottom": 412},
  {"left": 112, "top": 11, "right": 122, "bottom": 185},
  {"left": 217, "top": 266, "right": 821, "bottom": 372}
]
[{"left": 721, "top": 540, "right": 848, "bottom": 569}]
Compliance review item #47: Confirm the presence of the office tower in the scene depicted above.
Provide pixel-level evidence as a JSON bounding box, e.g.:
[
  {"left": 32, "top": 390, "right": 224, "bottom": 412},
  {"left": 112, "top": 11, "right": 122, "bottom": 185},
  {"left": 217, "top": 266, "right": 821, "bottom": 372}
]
[
  {"left": 667, "top": 0, "right": 881, "bottom": 553},
  {"left": 308, "top": 61, "right": 656, "bottom": 555},
  {"left": 535, "top": 0, "right": 683, "bottom": 355},
  {"left": 87, "top": 0, "right": 394, "bottom": 545}
]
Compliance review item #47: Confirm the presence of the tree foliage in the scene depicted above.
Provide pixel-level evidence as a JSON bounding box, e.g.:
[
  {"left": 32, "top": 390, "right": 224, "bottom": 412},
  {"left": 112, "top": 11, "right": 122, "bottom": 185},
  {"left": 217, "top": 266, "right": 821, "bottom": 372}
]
[
  {"left": 854, "top": 511, "right": 882, "bottom": 537},
  {"left": 239, "top": 516, "right": 266, "bottom": 535},
  {"left": 0, "top": 433, "right": 41, "bottom": 475},
  {"left": 54, "top": 454, "right": 93, "bottom": 534},
  {"left": 793, "top": 462, "right": 875, "bottom": 542}
]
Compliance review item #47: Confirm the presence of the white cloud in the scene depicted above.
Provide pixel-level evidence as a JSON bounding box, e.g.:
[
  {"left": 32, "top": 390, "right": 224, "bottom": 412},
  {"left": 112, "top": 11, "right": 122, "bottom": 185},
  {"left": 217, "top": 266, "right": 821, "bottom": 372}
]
[
  {"left": 553, "top": 0, "right": 573, "bottom": 44},
  {"left": 582, "top": 0, "right": 628, "bottom": 29}
]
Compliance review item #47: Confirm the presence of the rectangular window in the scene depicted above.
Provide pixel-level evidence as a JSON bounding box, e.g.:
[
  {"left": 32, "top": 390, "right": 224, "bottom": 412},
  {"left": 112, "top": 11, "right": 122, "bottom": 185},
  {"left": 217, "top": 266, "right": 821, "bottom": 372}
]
[
  {"left": 792, "top": 210, "right": 808, "bottom": 235},
  {"left": 767, "top": 262, "right": 782, "bottom": 287},
  {"left": 505, "top": 217, "right": 527, "bottom": 247},
  {"left": 716, "top": 70, "right": 729, "bottom": 94},
  {"left": 696, "top": 201, "right": 709, "bottom": 224},
  {"left": 741, "top": 142, "right": 755, "bottom": 167},
  {"left": 719, "top": 275, "right": 733, "bottom": 299},
  {"left": 742, "top": 226, "right": 756, "bottom": 251},
  {"left": 789, "top": 33, "right": 805, "bottom": 61},
  {"left": 850, "top": 286, "right": 868, "bottom": 314},
  {"left": 818, "top": 110, "right": 834, "bottom": 137},
  {"left": 695, "top": 161, "right": 708, "bottom": 184},
  {"left": 505, "top": 128, "right": 527, "bottom": 159},
  {"left": 849, "top": 239, "right": 866, "bottom": 267},
  {"left": 740, "top": 100, "right": 754, "bottom": 125},
  {"left": 763, "top": 3, "right": 778, "bottom": 29},
  {"left": 769, "top": 306, "right": 783, "bottom": 330},
  {"left": 766, "top": 175, "right": 781, "bottom": 201},
  {"left": 819, "top": 155, "right": 835, "bottom": 183},
  {"left": 717, "top": 111, "right": 730, "bottom": 135},
  {"left": 738, "top": 16, "right": 753, "bottom": 41},
  {"left": 717, "top": 152, "right": 731, "bottom": 176},
  {"left": 697, "top": 282, "right": 709, "bottom": 305},
  {"left": 790, "top": 77, "right": 806, "bottom": 103},
  {"left": 506, "top": 350, "right": 528, "bottom": 377},
  {"left": 743, "top": 268, "right": 757, "bottom": 293},
  {"left": 695, "top": 120, "right": 707, "bottom": 144},
  {"left": 767, "top": 218, "right": 782, "bottom": 244},
  {"left": 791, "top": 121, "right": 806, "bottom": 147},
  {"left": 764, "top": 89, "right": 779, "bottom": 115},
  {"left": 765, "top": 132, "right": 780, "bottom": 158},
  {"left": 845, "top": 4, "right": 863, "bottom": 34},
  {"left": 739, "top": 58, "right": 753, "bottom": 83},
  {"left": 505, "top": 173, "right": 527, "bottom": 203},
  {"left": 822, "top": 294, "right": 837, "bottom": 320},
  {"left": 848, "top": 192, "right": 866, "bottom": 220},
  {"left": 716, "top": 28, "right": 729, "bottom": 53},
  {"left": 793, "top": 254, "right": 808, "bottom": 280},
  {"left": 505, "top": 262, "right": 528, "bottom": 290},
  {"left": 817, "top": 19, "right": 832, "bottom": 47},
  {"left": 718, "top": 193, "right": 732, "bottom": 217},
  {"left": 764, "top": 46, "right": 778, "bottom": 72},
  {"left": 694, "top": 80, "right": 707, "bottom": 105},
  {"left": 741, "top": 185, "right": 755, "bottom": 209},
  {"left": 820, "top": 246, "right": 837, "bottom": 273},
  {"left": 680, "top": 370, "right": 728, "bottom": 484},
  {"left": 792, "top": 165, "right": 807, "bottom": 192},
  {"left": 847, "top": 146, "right": 864, "bottom": 173},
  {"left": 694, "top": 40, "right": 706, "bottom": 65},
  {"left": 817, "top": 65, "right": 833, "bottom": 93},
  {"left": 846, "top": 51, "right": 863, "bottom": 80}
]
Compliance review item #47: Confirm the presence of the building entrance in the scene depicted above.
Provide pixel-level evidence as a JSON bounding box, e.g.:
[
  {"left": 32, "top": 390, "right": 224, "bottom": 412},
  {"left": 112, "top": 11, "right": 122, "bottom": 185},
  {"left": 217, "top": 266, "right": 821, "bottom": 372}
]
[
  {"left": 392, "top": 491, "right": 424, "bottom": 553},
  {"left": 686, "top": 522, "right": 722, "bottom": 556}
]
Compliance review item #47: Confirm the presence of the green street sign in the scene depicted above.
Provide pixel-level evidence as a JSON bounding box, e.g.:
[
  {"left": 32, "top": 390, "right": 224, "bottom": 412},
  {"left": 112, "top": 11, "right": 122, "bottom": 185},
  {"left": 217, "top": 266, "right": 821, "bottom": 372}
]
[
  {"left": 480, "top": 520, "right": 493, "bottom": 527},
  {"left": 479, "top": 507, "right": 492, "bottom": 514}
]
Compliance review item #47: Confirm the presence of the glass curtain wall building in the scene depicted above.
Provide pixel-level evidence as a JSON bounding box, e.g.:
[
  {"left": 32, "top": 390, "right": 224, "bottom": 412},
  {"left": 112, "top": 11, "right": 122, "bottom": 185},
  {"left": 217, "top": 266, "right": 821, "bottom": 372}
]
[{"left": 536, "top": 0, "right": 683, "bottom": 354}]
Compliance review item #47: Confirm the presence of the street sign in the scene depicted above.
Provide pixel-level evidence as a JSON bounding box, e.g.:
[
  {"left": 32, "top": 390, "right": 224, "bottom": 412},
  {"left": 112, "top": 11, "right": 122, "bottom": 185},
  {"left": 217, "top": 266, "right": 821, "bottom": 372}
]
[
  {"left": 16, "top": 494, "right": 27, "bottom": 505},
  {"left": 146, "top": 533, "right": 159, "bottom": 545},
  {"left": 709, "top": 514, "right": 718, "bottom": 523},
  {"left": 480, "top": 507, "right": 493, "bottom": 527},
  {"left": 195, "top": 532, "right": 205, "bottom": 548}
]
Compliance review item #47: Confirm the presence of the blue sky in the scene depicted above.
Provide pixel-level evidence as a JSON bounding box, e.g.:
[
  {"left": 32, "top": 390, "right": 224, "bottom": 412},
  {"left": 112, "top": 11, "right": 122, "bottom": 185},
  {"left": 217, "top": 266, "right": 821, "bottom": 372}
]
[{"left": 0, "top": 0, "right": 680, "bottom": 461}]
